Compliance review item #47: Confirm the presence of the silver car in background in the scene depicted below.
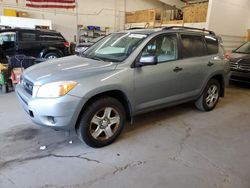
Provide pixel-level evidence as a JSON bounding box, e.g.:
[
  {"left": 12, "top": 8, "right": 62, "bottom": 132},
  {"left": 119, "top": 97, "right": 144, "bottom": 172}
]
[{"left": 16, "top": 27, "right": 230, "bottom": 148}]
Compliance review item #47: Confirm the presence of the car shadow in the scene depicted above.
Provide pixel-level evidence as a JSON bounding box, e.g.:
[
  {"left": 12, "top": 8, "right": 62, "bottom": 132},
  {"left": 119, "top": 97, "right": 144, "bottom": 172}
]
[
  {"left": 229, "top": 80, "right": 250, "bottom": 89},
  {"left": 122, "top": 102, "right": 196, "bottom": 138}
]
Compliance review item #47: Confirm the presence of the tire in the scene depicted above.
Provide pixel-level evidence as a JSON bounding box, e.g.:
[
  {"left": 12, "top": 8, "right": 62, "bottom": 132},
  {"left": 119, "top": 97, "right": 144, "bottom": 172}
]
[
  {"left": 44, "top": 52, "right": 59, "bottom": 59},
  {"left": 195, "top": 79, "right": 220, "bottom": 111},
  {"left": 77, "top": 97, "right": 126, "bottom": 148}
]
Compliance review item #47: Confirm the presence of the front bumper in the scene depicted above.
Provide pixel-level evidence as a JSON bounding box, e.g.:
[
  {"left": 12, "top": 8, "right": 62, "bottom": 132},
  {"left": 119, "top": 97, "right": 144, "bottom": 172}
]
[
  {"left": 230, "top": 71, "right": 250, "bottom": 83},
  {"left": 15, "top": 84, "right": 83, "bottom": 130}
]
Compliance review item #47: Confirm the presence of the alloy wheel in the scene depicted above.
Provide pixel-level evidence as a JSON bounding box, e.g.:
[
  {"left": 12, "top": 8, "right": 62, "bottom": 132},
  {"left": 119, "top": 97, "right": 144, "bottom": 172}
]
[
  {"left": 90, "top": 107, "right": 120, "bottom": 141},
  {"left": 205, "top": 84, "right": 219, "bottom": 108}
]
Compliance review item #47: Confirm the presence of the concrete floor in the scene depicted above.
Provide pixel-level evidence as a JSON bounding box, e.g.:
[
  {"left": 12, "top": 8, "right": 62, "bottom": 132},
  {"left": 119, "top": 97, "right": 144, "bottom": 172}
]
[{"left": 0, "top": 82, "right": 250, "bottom": 188}]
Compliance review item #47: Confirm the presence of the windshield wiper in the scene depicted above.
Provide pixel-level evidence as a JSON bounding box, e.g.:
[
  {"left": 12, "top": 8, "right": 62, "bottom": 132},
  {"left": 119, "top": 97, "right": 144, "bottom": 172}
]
[
  {"left": 235, "top": 51, "right": 250, "bottom": 54},
  {"left": 83, "top": 54, "right": 105, "bottom": 62}
]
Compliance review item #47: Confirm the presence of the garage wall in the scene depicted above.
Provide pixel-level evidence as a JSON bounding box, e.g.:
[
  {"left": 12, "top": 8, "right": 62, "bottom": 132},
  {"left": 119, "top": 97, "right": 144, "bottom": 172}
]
[
  {"left": 207, "top": 0, "right": 250, "bottom": 51},
  {"left": 0, "top": 0, "right": 164, "bottom": 42}
]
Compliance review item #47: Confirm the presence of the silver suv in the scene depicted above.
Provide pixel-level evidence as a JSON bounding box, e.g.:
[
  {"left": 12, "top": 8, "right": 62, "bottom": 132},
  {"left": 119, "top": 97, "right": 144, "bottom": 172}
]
[{"left": 16, "top": 27, "right": 230, "bottom": 147}]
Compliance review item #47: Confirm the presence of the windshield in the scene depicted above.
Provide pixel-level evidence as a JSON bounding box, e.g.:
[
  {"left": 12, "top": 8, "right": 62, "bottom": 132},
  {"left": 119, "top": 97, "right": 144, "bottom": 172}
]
[
  {"left": 235, "top": 42, "right": 250, "bottom": 54},
  {"left": 0, "top": 32, "right": 16, "bottom": 45},
  {"left": 82, "top": 32, "right": 148, "bottom": 62}
]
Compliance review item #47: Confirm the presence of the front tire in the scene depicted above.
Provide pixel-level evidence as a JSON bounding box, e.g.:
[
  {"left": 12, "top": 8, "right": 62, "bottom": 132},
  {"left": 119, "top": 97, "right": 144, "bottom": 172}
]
[
  {"left": 195, "top": 79, "right": 220, "bottom": 111},
  {"left": 77, "top": 97, "right": 125, "bottom": 148}
]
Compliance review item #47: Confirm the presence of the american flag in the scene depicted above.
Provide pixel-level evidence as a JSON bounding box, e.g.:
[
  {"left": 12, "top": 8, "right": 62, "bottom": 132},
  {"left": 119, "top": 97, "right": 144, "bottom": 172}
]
[{"left": 26, "top": 0, "right": 76, "bottom": 9}]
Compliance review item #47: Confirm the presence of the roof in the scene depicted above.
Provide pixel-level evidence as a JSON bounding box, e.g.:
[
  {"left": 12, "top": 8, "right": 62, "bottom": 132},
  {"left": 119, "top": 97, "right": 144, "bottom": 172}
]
[{"left": 0, "top": 28, "right": 60, "bottom": 34}]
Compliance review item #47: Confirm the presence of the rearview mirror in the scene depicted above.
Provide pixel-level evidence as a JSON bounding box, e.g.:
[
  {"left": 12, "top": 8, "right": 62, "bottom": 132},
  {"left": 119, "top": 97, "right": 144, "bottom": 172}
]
[{"left": 137, "top": 55, "right": 158, "bottom": 67}]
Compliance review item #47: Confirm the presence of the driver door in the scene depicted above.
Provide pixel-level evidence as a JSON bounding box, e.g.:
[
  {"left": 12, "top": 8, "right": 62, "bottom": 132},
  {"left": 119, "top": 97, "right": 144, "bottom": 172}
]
[{"left": 134, "top": 34, "right": 183, "bottom": 113}]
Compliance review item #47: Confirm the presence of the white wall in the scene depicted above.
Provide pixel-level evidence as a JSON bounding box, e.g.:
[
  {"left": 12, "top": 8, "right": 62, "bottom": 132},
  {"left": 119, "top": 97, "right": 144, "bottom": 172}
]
[
  {"left": 126, "top": 0, "right": 165, "bottom": 11},
  {"left": 207, "top": 0, "right": 250, "bottom": 36},
  {"left": 206, "top": 0, "right": 250, "bottom": 51},
  {"left": 159, "top": 0, "right": 184, "bottom": 9},
  {"left": 0, "top": 16, "right": 52, "bottom": 29},
  {"left": 0, "top": 0, "right": 165, "bottom": 42}
]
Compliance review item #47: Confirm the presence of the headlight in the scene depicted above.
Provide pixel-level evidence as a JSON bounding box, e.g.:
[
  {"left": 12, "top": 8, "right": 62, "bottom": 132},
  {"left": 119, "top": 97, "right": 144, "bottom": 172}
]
[{"left": 36, "top": 81, "right": 77, "bottom": 98}]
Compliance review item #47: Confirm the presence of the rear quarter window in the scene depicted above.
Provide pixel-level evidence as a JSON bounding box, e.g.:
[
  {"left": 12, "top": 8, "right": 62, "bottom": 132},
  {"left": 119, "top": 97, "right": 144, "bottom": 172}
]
[
  {"left": 181, "top": 35, "right": 206, "bottom": 58},
  {"left": 40, "top": 33, "right": 65, "bottom": 41},
  {"left": 205, "top": 35, "right": 219, "bottom": 55}
]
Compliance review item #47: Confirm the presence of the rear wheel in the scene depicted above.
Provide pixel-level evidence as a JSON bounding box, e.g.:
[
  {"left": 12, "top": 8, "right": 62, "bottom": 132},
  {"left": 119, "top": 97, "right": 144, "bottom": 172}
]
[
  {"left": 195, "top": 79, "right": 220, "bottom": 111},
  {"left": 44, "top": 52, "right": 59, "bottom": 59},
  {"left": 77, "top": 97, "right": 125, "bottom": 148}
]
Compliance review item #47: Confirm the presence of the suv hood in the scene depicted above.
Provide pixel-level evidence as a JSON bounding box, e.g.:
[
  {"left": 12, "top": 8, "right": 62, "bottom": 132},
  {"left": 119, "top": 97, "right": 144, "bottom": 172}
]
[
  {"left": 231, "top": 52, "right": 250, "bottom": 61},
  {"left": 23, "top": 55, "right": 117, "bottom": 85}
]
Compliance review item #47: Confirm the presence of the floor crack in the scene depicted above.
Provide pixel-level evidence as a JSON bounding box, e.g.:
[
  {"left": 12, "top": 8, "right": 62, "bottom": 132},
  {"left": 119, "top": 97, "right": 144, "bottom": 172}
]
[
  {"left": 170, "top": 122, "right": 191, "bottom": 161},
  {"left": 50, "top": 154, "right": 101, "bottom": 164},
  {"left": 0, "top": 153, "right": 101, "bottom": 170},
  {"left": 0, "top": 173, "right": 19, "bottom": 188},
  {"left": 113, "top": 161, "right": 146, "bottom": 175}
]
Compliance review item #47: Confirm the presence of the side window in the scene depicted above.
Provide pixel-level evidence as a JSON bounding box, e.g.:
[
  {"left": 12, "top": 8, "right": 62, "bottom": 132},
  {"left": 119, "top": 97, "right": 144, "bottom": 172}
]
[
  {"left": 40, "top": 33, "right": 64, "bottom": 41},
  {"left": 142, "top": 35, "right": 178, "bottom": 63},
  {"left": 205, "top": 35, "right": 219, "bottom": 55},
  {"left": 181, "top": 35, "right": 206, "bottom": 58},
  {"left": 20, "top": 32, "right": 37, "bottom": 41}
]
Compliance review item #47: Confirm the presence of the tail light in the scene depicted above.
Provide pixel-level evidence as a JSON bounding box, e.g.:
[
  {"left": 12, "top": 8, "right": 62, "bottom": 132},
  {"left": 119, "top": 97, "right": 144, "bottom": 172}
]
[
  {"left": 224, "top": 52, "right": 232, "bottom": 61},
  {"left": 64, "top": 41, "right": 70, "bottom": 48}
]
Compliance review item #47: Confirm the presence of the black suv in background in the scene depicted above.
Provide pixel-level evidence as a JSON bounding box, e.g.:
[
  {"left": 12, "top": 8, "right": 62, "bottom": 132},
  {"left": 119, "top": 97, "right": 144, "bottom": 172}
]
[{"left": 0, "top": 28, "right": 70, "bottom": 63}]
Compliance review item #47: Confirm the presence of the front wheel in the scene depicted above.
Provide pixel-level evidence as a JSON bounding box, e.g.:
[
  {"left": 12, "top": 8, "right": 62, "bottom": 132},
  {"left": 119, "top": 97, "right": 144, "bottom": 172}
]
[
  {"left": 77, "top": 97, "right": 125, "bottom": 148},
  {"left": 195, "top": 79, "right": 220, "bottom": 111}
]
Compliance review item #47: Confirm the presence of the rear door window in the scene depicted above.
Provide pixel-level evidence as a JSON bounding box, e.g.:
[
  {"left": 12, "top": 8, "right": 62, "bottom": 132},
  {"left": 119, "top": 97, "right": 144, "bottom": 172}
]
[
  {"left": 40, "top": 33, "right": 64, "bottom": 41},
  {"left": 181, "top": 35, "right": 206, "bottom": 58},
  {"left": 20, "top": 32, "right": 37, "bottom": 41},
  {"left": 205, "top": 35, "right": 219, "bottom": 55}
]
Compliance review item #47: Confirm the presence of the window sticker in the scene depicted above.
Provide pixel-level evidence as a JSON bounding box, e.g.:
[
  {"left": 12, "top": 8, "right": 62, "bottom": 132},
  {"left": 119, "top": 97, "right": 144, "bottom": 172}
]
[{"left": 129, "top": 34, "right": 147, "bottom": 39}]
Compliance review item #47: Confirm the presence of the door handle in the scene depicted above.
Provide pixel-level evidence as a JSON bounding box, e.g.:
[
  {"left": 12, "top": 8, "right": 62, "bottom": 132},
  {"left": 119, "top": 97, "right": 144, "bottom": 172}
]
[
  {"left": 173, "top": 67, "right": 183, "bottom": 72},
  {"left": 207, "top": 62, "right": 214, "bottom": 67}
]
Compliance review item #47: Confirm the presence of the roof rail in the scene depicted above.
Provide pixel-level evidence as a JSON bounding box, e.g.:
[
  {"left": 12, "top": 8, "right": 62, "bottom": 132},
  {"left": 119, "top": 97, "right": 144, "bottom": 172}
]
[
  {"left": 162, "top": 26, "right": 215, "bottom": 35},
  {"left": 127, "top": 27, "right": 145, "bottom": 30}
]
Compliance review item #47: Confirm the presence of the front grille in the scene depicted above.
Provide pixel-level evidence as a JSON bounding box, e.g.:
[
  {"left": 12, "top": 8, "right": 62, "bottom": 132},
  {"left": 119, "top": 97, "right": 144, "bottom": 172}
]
[
  {"left": 230, "top": 59, "right": 250, "bottom": 72},
  {"left": 22, "top": 78, "right": 33, "bottom": 95},
  {"left": 238, "top": 59, "right": 250, "bottom": 71}
]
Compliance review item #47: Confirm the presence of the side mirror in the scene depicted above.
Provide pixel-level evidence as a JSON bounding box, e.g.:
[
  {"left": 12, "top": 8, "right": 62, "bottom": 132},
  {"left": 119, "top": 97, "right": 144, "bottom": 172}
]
[{"left": 137, "top": 55, "right": 158, "bottom": 67}]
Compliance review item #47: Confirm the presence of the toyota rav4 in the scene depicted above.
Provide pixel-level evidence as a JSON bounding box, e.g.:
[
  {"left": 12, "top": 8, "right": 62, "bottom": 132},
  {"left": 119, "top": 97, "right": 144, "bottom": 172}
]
[{"left": 16, "top": 27, "right": 230, "bottom": 148}]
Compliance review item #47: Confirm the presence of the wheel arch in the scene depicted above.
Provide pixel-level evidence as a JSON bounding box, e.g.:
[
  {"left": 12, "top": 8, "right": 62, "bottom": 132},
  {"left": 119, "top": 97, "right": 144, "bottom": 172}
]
[
  {"left": 75, "top": 90, "right": 133, "bottom": 130},
  {"left": 39, "top": 47, "right": 63, "bottom": 58},
  {"left": 210, "top": 74, "right": 225, "bottom": 97}
]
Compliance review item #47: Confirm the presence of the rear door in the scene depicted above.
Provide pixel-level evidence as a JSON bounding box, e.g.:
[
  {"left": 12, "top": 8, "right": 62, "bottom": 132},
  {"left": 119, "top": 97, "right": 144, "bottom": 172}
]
[
  {"left": 17, "top": 30, "right": 41, "bottom": 57},
  {"left": 39, "top": 32, "right": 66, "bottom": 54},
  {"left": 134, "top": 34, "right": 183, "bottom": 112},
  {"left": 174, "top": 34, "right": 209, "bottom": 98}
]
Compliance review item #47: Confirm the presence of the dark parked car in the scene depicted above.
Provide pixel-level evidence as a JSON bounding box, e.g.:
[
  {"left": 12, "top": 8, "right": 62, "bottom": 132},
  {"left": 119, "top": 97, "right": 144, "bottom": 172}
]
[
  {"left": 75, "top": 36, "right": 104, "bottom": 55},
  {"left": 230, "top": 41, "right": 250, "bottom": 83},
  {"left": 0, "top": 28, "right": 70, "bottom": 63}
]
